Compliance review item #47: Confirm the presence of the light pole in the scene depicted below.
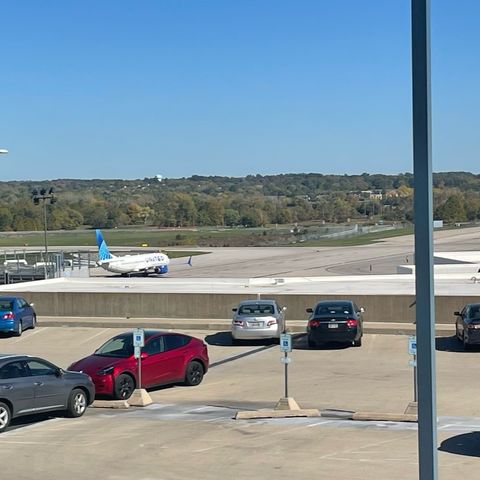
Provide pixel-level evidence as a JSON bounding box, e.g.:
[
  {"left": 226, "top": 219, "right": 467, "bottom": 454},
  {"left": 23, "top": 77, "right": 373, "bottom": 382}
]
[{"left": 31, "top": 187, "right": 57, "bottom": 276}]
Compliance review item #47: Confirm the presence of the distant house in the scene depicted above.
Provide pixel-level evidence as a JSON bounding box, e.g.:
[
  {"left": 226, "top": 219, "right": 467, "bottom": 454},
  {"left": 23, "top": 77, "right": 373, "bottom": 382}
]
[{"left": 360, "top": 190, "right": 383, "bottom": 200}]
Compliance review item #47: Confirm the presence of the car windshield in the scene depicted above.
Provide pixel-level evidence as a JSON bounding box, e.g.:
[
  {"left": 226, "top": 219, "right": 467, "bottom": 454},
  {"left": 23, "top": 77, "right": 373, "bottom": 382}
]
[
  {"left": 315, "top": 303, "right": 353, "bottom": 315},
  {"left": 469, "top": 306, "right": 480, "bottom": 320},
  {"left": 0, "top": 301, "right": 13, "bottom": 310},
  {"left": 95, "top": 335, "right": 133, "bottom": 358},
  {"left": 238, "top": 304, "right": 274, "bottom": 316}
]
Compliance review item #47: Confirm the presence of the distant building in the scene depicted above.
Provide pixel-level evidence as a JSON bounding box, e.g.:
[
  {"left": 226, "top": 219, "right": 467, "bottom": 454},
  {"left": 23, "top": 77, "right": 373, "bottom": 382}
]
[{"left": 360, "top": 190, "right": 383, "bottom": 200}]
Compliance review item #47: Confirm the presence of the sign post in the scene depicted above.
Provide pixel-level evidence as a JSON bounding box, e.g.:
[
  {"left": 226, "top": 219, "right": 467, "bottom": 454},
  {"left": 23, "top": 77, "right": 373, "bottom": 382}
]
[
  {"left": 409, "top": 335, "right": 418, "bottom": 403},
  {"left": 280, "top": 333, "right": 292, "bottom": 398},
  {"left": 133, "top": 328, "right": 145, "bottom": 389}
]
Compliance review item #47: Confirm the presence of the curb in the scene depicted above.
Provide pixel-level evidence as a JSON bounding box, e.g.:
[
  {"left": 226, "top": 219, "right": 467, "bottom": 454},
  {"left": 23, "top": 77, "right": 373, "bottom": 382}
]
[{"left": 38, "top": 317, "right": 455, "bottom": 336}]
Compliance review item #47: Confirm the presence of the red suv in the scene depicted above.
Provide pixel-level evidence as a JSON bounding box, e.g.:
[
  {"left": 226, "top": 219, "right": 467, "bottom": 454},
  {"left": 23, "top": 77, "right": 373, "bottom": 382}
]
[{"left": 68, "top": 330, "right": 209, "bottom": 400}]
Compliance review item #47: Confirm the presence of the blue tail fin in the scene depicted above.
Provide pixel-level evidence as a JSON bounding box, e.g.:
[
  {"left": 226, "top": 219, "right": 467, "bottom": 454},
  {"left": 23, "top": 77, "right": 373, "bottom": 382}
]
[{"left": 95, "top": 229, "right": 113, "bottom": 260}]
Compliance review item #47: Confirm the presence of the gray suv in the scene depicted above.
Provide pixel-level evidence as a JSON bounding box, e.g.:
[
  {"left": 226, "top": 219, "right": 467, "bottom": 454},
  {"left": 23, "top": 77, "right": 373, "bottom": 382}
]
[
  {"left": 0, "top": 354, "right": 95, "bottom": 433},
  {"left": 231, "top": 299, "right": 287, "bottom": 343}
]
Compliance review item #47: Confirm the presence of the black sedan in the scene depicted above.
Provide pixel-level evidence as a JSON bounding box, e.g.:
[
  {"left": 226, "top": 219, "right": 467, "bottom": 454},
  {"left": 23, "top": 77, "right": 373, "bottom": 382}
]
[
  {"left": 455, "top": 303, "right": 480, "bottom": 350},
  {"left": 306, "top": 300, "right": 364, "bottom": 348},
  {"left": 0, "top": 354, "right": 95, "bottom": 433}
]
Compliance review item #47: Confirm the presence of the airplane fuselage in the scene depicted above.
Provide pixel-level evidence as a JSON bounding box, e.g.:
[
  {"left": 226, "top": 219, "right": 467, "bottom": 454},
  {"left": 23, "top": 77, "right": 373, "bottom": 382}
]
[{"left": 97, "top": 253, "right": 170, "bottom": 274}]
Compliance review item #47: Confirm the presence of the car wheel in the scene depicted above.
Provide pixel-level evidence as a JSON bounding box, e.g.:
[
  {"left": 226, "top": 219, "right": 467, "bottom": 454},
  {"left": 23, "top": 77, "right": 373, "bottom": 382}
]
[
  {"left": 32, "top": 315, "right": 37, "bottom": 329},
  {"left": 307, "top": 337, "right": 316, "bottom": 349},
  {"left": 464, "top": 336, "right": 472, "bottom": 351},
  {"left": 66, "top": 389, "right": 88, "bottom": 418},
  {"left": 184, "top": 361, "right": 204, "bottom": 386},
  {"left": 14, "top": 321, "right": 23, "bottom": 337},
  {"left": 353, "top": 337, "right": 362, "bottom": 347},
  {"left": 0, "top": 402, "right": 11, "bottom": 433},
  {"left": 455, "top": 324, "right": 461, "bottom": 341},
  {"left": 114, "top": 374, "right": 135, "bottom": 400}
]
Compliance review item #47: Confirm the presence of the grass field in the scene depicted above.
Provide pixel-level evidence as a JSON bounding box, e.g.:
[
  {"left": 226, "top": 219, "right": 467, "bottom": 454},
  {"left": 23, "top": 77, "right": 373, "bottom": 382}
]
[
  {"left": 297, "top": 225, "right": 415, "bottom": 247},
  {"left": 0, "top": 224, "right": 414, "bottom": 249},
  {"left": 0, "top": 228, "right": 273, "bottom": 247}
]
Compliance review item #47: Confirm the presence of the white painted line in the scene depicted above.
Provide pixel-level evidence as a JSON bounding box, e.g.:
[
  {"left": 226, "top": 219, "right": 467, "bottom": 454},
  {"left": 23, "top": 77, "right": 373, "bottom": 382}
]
[
  {"left": 79, "top": 329, "right": 109, "bottom": 344},
  {"left": 307, "top": 420, "right": 332, "bottom": 427},
  {"left": 185, "top": 406, "right": 214, "bottom": 413},
  {"left": 204, "top": 416, "right": 227, "bottom": 422},
  {"left": 11, "top": 327, "right": 49, "bottom": 343},
  {"left": 144, "top": 403, "right": 174, "bottom": 410}
]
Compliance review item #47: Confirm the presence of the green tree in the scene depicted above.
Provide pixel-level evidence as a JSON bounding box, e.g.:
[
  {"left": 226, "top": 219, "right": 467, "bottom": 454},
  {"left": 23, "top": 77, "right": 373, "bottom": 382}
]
[{"left": 435, "top": 194, "right": 467, "bottom": 223}]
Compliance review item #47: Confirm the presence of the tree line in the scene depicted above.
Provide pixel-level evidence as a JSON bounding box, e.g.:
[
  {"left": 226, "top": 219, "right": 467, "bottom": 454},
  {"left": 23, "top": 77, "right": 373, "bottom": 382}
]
[{"left": 0, "top": 171, "right": 479, "bottom": 231}]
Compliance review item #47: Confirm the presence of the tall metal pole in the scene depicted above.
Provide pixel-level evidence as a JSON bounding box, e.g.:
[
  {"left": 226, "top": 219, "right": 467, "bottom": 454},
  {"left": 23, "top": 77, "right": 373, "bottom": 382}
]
[
  {"left": 43, "top": 198, "right": 48, "bottom": 259},
  {"left": 411, "top": 1, "right": 438, "bottom": 478}
]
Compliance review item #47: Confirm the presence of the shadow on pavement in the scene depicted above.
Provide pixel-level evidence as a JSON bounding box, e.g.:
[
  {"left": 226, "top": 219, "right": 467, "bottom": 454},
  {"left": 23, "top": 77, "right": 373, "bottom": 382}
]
[
  {"left": 439, "top": 432, "right": 480, "bottom": 457},
  {"left": 292, "top": 333, "right": 350, "bottom": 351},
  {"left": 205, "top": 331, "right": 275, "bottom": 347},
  {"left": 8, "top": 412, "right": 57, "bottom": 432},
  {"left": 435, "top": 336, "right": 478, "bottom": 353},
  {"left": 0, "top": 333, "right": 16, "bottom": 339}
]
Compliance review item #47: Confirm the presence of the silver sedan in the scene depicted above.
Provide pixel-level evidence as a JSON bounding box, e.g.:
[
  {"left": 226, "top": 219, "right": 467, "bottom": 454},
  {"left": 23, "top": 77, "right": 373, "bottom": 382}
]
[{"left": 231, "top": 300, "right": 286, "bottom": 343}]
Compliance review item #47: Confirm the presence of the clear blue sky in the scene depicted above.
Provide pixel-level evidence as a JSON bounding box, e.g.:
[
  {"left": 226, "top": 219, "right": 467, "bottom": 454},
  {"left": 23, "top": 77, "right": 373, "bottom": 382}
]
[{"left": 1, "top": 1, "right": 479, "bottom": 180}]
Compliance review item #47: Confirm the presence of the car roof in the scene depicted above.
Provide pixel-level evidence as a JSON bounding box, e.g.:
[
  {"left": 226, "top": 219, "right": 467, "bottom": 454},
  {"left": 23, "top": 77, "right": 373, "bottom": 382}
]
[
  {"left": 0, "top": 297, "right": 20, "bottom": 302},
  {"left": 315, "top": 300, "right": 354, "bottom": 306},
  {"left": 114, "top": 330, "right": 190, "bottom": 340},
  {"left": 0, "top": 353, "right": 32, "bottom": 363},
  {"left": 238, "top": 299, "right": 276, "bottom": 305}
]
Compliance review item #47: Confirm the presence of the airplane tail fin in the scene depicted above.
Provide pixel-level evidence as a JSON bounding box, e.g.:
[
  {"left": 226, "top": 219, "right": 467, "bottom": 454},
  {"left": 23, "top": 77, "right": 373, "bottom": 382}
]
[{"left": 95, "top": 229, "right": 114, "bottom": 261}]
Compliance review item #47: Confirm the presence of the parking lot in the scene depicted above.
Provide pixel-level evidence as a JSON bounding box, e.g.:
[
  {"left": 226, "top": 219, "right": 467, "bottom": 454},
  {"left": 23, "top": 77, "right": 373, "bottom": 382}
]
[{"left": 1, "top": 325, "right": 480, "bottom": 479}]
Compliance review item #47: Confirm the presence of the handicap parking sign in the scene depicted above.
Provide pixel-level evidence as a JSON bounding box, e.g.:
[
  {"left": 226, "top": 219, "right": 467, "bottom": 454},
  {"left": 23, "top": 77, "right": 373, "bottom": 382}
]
[
  {"left": 408, "top": 335, "right": 417, "bottom": 355},
  {"left": 280, "top": 333, "right": 292, "bottom": 353}
]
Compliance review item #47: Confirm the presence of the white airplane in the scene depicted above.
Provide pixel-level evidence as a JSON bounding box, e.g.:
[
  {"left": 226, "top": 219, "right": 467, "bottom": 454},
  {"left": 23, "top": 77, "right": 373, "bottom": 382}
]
[{"left": 95, "top": 229, "right": 190, "bottom": 276}]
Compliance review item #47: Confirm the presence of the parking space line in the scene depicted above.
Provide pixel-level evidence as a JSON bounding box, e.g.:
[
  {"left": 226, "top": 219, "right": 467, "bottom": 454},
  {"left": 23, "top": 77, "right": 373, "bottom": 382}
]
[
  {"left": 307, "top": 420, "right": 333, "bottom": 427},
  {"left": 10, "top": 327, "right": 49, "bottom": 343},
  {"left": 78, "top": 328, "right": 109, "bottom": 344},
  {"left": 317, "top": 433, "right": 413, "bottom": 460}
]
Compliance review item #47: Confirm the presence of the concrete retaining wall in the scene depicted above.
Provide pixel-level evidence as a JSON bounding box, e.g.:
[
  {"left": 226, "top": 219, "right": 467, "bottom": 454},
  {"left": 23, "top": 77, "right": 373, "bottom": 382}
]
[{"left": 4, "top": 290, "right": 478, "bottom": 324}]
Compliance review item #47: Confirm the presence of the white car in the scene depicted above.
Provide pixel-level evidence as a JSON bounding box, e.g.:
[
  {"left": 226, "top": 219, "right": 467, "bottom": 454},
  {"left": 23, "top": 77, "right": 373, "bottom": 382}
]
[{"left": 231, "top": 300, "right": 286, "bottom": 344}]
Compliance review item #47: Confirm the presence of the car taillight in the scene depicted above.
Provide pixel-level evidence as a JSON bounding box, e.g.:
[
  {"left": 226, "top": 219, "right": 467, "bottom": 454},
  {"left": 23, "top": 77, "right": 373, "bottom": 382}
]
[
  {"left": 346, "top": 319, "right": 358, "bottom": 327},
  {"left": 234, "top": 320, "right": 244, "bottom": 326},
  {"left": 2, "top": 312, "right": 14, "bottom": 320},
  {"left": 309, "top": 320, "right": 320, "bottom": 327},
  {"left": 267, "top": 320, "right": 277, "bottom": 327}
]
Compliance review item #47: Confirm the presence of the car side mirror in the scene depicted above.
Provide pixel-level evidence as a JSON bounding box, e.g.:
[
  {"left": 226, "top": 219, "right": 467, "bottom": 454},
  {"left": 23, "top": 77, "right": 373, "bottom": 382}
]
[
  {"left": 232, "top": 308, "right": 237, "bottom": 312},
  {"left": 360, "top": 307, "right": 365, "bottom": 313},
  {"left": 454, "top": 311, "right": 460, "bottom": 316},
  {"left": 140, "top": 352, "right": 149, "bottom": 360},
  {"left": 55, "top": 368, "right": 63, "bottom": 377},
  {"left": 282, "top": 306, "right": 287, "bottom": 312},
  {"left": 29, "top": 302, "right": 35, "bottom": 307},
  {"left": 306, "top": 308, "right": 313, "bottom": 313}
]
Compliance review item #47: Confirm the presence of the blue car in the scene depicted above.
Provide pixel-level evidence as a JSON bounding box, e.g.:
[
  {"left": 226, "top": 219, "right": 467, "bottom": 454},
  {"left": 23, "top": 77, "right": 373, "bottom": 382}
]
[{"left": 0, "top": 297, "right": 37, "bottom": 336}]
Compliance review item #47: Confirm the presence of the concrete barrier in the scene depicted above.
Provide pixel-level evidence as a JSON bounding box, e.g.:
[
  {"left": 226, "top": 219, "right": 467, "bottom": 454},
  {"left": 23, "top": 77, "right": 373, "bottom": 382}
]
[{"left": 0, "top": 290, "right": 477, "bottom": 325}]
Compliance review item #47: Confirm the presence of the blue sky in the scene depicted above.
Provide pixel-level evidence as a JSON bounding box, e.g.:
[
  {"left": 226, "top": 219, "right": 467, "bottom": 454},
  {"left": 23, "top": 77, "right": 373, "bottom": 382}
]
[{"left": 1, "top": 1, "right": 479, "bottom": 180}]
